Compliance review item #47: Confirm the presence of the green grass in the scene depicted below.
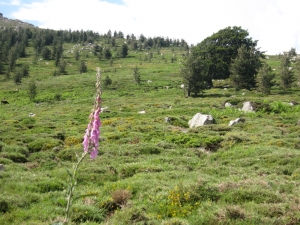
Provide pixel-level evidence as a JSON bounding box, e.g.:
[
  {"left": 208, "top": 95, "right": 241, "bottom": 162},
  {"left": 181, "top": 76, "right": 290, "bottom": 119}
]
[{"left": 0, "top": 38, "right": 300, "bottom": 224}]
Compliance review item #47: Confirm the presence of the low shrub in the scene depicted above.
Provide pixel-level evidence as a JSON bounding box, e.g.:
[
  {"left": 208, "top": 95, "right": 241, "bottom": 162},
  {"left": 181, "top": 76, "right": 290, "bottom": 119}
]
[
  {"left": 34, "top": 179, "right": 65, "bottom": 193},
  {"left": 28, "top": 151, "right": 55, "bottom": 163},
  {"left": 28, "top": 138, "right": 63, "bottom": 152},
  {"left": 221, "top": 189, "right": 281, "bottom": 204},
  {"left": 71, "top": 204, "right": 105, "bottom": 224},
  {"left": 0, "top": 157, "right": 12, "bottom": 164},
  {"left": 2, "top": 144, "right": 29, "bottom": 157},
  {"left": 0, "top": 152, "right": 28, "bottom": 163},
  {"left": 138, "top": 145, "right": 162, "bottom": 155},
  {"left": 0, "top": 198, "right": 9, "bottom": 213},
  {"left": 64, "top": 136, "right": 82, "bottom": 147},
  {"left": 167, "top": 116, "right": 189, "bottom": 128},
  {"left": 57, "top": 148, "right": 77, "bottom": 161},
  {"left": 157, "top": 141, "right": 177, "bottom": 149}
]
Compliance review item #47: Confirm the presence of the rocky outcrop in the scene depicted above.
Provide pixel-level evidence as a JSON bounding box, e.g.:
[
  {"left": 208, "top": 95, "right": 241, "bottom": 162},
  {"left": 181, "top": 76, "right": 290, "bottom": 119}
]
[{"left": 0, "top": 13, "right": 36, "bottom": 29}]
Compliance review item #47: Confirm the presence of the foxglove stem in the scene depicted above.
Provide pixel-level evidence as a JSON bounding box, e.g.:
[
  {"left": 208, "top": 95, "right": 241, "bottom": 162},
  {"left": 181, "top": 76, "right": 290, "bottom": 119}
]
[
  {"left": 63, "top": 68, "right": 102, "bottom": 224},
  {"left": 64, "top": 151, "right": 88, "bottom": 223}
]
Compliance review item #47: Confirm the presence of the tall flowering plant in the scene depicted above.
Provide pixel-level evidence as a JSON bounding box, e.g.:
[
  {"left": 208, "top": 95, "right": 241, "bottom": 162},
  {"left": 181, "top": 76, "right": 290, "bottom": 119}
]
[{"left": 60, "top": 68, "right": 102, "bottom": 224}]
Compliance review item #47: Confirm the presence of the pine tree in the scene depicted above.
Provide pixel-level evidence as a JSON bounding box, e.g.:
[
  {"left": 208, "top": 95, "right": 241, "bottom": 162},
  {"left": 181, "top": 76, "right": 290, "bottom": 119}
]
[
  {"left": 181, "top": 55, "right": 210, "bottom": 96},
  {"left": 103, "top": 75, "right": 112, "bottom": 87},
  {"left": 13, "top": 68, "right": 23, "bottom": 85},
  {"left": 28, "top": 80, "right": 37, "bottom": 101},
  {"left": 78, "top": 60, "right": 87, "bottom": 74},
  {"left": 257, "top": 63, "right": 275, "bottom": 95},
  {"left": 120, "top": 44, "right": 128, "bottom": 58},
  {"left": 74, "top": 49, "right": 80, "bottom": 61},
  {"left": 59, "top": 57, "right": 66, "bottom": 74},
  {"left": 133, "top": 66, "right": 141, "bottom": 84},
  {"left": 229, "top": 45, "right": 262, "bottom": 91},
  {"left": 280, "top": 55, "right": 296, "bottom": 91}
]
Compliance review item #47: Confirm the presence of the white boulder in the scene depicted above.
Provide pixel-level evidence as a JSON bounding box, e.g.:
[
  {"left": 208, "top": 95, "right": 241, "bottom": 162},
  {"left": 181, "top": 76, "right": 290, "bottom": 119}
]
[
  {"left": 241, "top": 101, "right": 254, "bottom": 112},
  {"left": 188, "top": 113, "right": 214, "bottom": 128}
]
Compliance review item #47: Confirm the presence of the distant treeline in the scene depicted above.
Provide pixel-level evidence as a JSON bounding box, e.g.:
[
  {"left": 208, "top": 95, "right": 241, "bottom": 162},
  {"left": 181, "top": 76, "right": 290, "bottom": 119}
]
[{"left": 0, "top": 27, "right": 189, "bottom": 76}]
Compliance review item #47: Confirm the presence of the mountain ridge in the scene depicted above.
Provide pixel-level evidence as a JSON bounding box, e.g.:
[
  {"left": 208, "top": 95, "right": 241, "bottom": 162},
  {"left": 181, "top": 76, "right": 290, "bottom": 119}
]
[{"left": 0, "top": 12, "right": 36, "bottom": 29}]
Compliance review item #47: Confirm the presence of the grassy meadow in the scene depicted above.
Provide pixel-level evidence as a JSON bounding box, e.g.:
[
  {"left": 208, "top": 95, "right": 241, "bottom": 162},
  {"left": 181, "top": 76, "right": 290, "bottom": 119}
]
[{"left": 0, "top": 39, "right": 300, "bottom": 225}]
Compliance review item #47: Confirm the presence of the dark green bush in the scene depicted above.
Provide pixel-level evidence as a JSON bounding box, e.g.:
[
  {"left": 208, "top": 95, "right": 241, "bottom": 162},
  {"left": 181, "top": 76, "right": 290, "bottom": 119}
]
[
  {"left": 3, "top": 144, "right": 29, "bottom": 157},
  {"left": 0, "top": 198, "right": 9, "bottom": 213},
  {"left": 28, "top": 151, "right": 55, "bottom": 163},
  {"left": 28, "top": 138, "right": 63, "bottom": 152},
  {"left": 57, "top": 148, "right": 77, "bottom": 161},
  {"left": 0, "top": 152, "right": 28, "bottom": 163},
  {"left": 35, "top": 179, "right": 64, "bottom": 193}
]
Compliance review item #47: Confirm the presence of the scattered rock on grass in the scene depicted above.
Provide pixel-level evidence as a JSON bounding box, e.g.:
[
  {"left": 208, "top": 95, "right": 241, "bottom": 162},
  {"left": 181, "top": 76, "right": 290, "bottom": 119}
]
[
  {"left": 188, "top": 113, "right": 214, "bottom": 128},
  {"left": 241, "top": 101, "right": 254, "bottom": 112},
  {"left": 228, "top": 118, "right": 245, "bottom": 126}
]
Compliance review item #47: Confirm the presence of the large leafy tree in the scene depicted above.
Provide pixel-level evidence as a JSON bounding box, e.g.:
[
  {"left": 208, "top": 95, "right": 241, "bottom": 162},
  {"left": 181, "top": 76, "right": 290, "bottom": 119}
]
[
  {"left": 229, "top": 44, "right": 262, "bottom": 90},
  {"left": 189, "top": 26, "right": 264, "bottom": 86}
]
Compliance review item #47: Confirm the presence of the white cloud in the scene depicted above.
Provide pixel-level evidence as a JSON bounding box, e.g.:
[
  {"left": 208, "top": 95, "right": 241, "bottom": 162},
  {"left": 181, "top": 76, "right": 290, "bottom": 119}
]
[
  {"left": 11, "top": 0, "right": 300, "bottom": 55},
  {"left": 0, "top": 0, "right": 21, "bottom": 5}
]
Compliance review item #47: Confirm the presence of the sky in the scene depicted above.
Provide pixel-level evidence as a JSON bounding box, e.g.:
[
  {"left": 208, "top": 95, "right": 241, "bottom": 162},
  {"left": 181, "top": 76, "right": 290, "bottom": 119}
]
[{"left": 1, "top": 0, "right": 300, "bottom": 55}]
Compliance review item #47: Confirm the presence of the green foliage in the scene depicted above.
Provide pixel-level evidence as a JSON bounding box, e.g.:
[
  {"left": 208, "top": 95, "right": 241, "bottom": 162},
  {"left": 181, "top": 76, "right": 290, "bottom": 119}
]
[
  {"left": 133, "top": 66, "right": 141, "bottom": 84},
  {"left": 280, "top": 54, "right": 296, "bottom": 90},
  {"left": 120, "top": 44, "right": 129, "bottom": 58},
  {"left": 34, "top": 179, "right": 65, "bottom": 193},
  {"left": 191, "top": 26, "right": 263, "bottom": 82},
  {"left": 41, "top": 46, "right": 51, "bottom": 60},
  {"left": 166, "top": 116, "right": 189, "bottom": 128},
  {"left": 229, "top": 44, "right": 262, "bottom": 90},
  {"left": 181, "top": 55, "right": 210, "bottom": 96},
  {"left": 0, "top": 198, "right": 9, "bottom": 213},
  {"left": 78, "top": 60, "right": 87, "bottom": 74},
  {"left": 13, "top": 68, "right": 23, "bottom": 84},
  {"left": 257, "top": 63, "right": 276, "bottom": 94},
  {"left": 28, "top": 138, "right": 63, "bottom": 152},
  {"left": 58, "top": 57, "right": 66, "bottom": 74},
  {"left": 1, "top": 24, "right": 300, "bottom": 225},
  {"left": 104, "top": 48, "right": 112, "bottom": 59},
  {"left": 137, "top": 145, "right": 162, "bottom": 155},
  {"left": 74, "top": 49, "right": 80, "bottom": 61},
  {"left": 103, "top": 75, "right": 112, "bottom": 87},
  {"left": 71, "top": 204, "right": 105, "bottom": 223},
  {"left": 57, "top": 148, "right": 77, "bottom": 161},
  {"left": 28, "top": 80, "right": 37, "bottom": 101},
  {"left": 0, "top": 152, "right": 27, "bottom": 163}
]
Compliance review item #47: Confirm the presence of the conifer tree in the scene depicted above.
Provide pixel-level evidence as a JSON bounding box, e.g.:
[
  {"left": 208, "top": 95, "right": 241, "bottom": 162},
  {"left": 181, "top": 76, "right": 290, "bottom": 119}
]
[
  {"left": 78, "top": 60, "right": 87, "bottom": 74},
  {"left": 280, "top": 55, "right": 296, "bottom": 91},
  {"left": 133, "top": 66, "right": 141, "bottom": 84},
  {"left": 120, "top": 44, "right": 128, "bottom": 58},
  {"left": 229, "top": 45, "right": 262, "bottom": 90},
  {"left": 28, "top": 80, "right": 37, "bottom": 101},
  {"left": 257, "top": 63, "right": 275, "bottom": 94}
]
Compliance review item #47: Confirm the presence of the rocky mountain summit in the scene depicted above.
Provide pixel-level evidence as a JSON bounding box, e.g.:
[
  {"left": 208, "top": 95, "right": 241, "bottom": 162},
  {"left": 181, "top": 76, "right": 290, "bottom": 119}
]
[{"left": 0, "top": 13, "right": 36, "bottom": 28}]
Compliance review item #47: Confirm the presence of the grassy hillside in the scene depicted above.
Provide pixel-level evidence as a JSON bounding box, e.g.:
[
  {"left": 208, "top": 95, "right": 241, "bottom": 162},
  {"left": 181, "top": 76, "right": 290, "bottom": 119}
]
[{"left": 0, "top": 36, "right": 300, "bottom": 225}]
